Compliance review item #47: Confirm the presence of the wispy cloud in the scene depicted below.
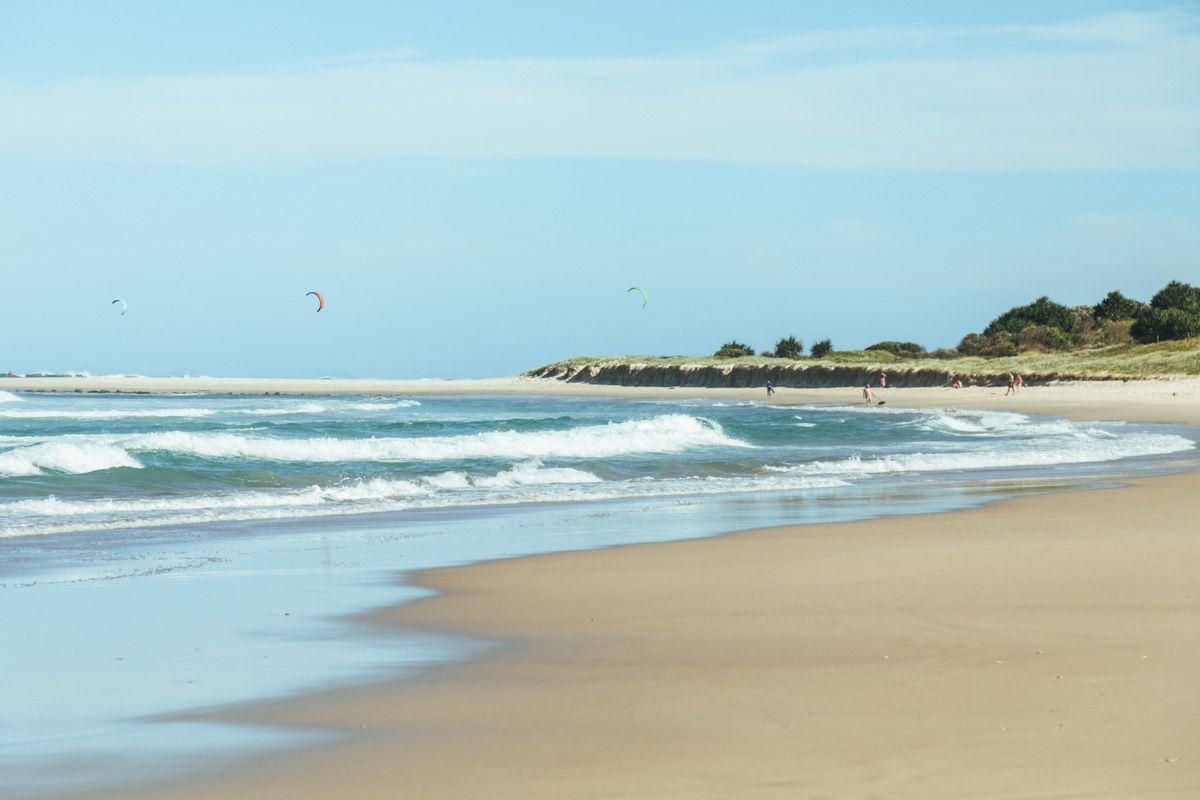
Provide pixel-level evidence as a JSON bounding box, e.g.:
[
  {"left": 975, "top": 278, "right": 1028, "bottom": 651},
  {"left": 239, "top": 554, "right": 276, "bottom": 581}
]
[{"left": 2, "top": 11, "right": 1197, "bottom": 170}]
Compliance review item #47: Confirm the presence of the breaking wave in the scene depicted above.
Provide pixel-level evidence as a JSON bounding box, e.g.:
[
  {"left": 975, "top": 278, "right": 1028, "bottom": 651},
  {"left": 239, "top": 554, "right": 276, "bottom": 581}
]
[
  {"left": 111, "top": 414, "right": 747, "bottom": 462},
  {"left": 0, "top": 442, "right": 143, "bottom": 477},
  {"left": 769, "top": 431, "right": 1193, "bottom": 477},
  {"left": 0, "top": 463, "right": 849, "bottom": 539}
]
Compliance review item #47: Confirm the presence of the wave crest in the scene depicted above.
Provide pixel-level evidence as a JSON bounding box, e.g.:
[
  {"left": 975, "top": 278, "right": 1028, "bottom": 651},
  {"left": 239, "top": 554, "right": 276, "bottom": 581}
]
[
  {"left": 0, "top": 442, "right": 143, "bottom": 476},
  {"left": 117, "top": 414, "right": 747, "bottom": 462}
]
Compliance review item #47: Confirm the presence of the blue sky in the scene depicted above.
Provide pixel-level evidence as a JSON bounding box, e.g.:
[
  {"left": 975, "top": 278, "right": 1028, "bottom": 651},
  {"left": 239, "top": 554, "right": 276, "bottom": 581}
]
[{"left": 2, "top": 1, "right": 1197, "bottom": 378}]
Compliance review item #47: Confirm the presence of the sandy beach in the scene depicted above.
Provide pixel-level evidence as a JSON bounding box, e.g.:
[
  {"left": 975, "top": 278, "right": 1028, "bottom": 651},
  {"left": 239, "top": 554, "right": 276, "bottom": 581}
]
[
  {"left": 5, "top": 373, "right": 1200, "bottom": 424},
  {"left": 43, "top": 378, "right": 1194, "bottom": 798}
]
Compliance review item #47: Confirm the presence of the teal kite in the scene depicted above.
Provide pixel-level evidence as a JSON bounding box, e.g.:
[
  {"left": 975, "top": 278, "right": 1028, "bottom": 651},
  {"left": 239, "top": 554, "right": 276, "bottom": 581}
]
[
  {"left": 111, "top": 299, "right": 127, "bottom": 316},
  {"left": 627, "top": 287, "right": 647, "bottom": 308}
]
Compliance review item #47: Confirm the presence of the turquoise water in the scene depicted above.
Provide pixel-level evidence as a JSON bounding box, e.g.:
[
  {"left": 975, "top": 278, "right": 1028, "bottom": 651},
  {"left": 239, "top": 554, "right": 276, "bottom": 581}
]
[{"left": 0, "top": 389, "right": 1196, "bottom": 797}]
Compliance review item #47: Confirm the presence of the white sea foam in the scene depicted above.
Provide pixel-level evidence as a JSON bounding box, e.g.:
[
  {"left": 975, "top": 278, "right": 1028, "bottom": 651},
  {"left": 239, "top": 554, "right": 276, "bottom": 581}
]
[
  {"left": 0, "top": 399, "right": 422, "bottom": 422},
  {"left": 229, "top": 403, "right": 329, "bottom": 416},
  {"left": 0, "top": 442, "right": 143, "bottom": 477},
  {"left": 768, "top": 431, "right": 1193, "bottom": 478},
  {"left": 0, "top": 407, "right": 217, "bottom": 420},
  {"left": 112, "top": 414, "right": 747, "bottom": 462},
  {"left": 342, "top": 400, "right": 422, "bottom": 411},
  {"left": 472, "top": 459, "right": 602, "bottom": 489},
  {"left": 912, "top": 408, "right": 1079, "bottom": 438},
  {"left": 0, "top": 469, "right": 849, "bottom": 539},
  {"left": 0, "top": 391, "right": 23, "bottom": 403},
  {"left": 829, "top": 406, "right": 1108, "bottom": 441}
]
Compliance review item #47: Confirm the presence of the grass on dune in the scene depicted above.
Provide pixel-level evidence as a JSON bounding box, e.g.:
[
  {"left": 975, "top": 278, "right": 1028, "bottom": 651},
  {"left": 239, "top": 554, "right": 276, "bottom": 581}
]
[{"left": 531, "top": 339, "right": 1200, "bottom": 379}]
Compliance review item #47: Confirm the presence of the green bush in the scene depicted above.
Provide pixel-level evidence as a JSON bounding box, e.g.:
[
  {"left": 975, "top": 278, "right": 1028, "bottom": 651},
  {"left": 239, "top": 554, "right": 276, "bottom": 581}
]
[
  {"left": 958, "top": 331, "right": 1017, "bottom": 357},
  {"left": 1017, "top": 324, "right": 1072, "bottom": 352},
  {"left": 1093, "top": 318, "right": 1135, "bottom": 346},
  {"left": 1132, "top": 307, "right": 1200, "bottom": 342},
  {"left": 713, "top": 340, "right": 756, "bottom": 358},
  {"left": 984, "top": 296, "right": 1077, "bottom": 337},
  {"left": 773, "top": 335, "right": 804, "bottom": 359},
  {"left": 1093, "top": 291, "right": 1146, "bottom": 321},
  {"left": 864, "top": 340, "right": 926, "bottom": 358},
  {"left": 1150, "top": 280, "right": 1200, "bottom": 314},
  {"left": 810, "top": 339, "right": 833, "bottom": 358}
]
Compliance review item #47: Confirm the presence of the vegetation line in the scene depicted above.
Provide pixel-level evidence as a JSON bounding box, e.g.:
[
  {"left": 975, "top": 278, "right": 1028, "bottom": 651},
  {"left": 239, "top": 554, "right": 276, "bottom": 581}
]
[{"left": 530, "top": 281, "right": 1200, "bottom": 384}]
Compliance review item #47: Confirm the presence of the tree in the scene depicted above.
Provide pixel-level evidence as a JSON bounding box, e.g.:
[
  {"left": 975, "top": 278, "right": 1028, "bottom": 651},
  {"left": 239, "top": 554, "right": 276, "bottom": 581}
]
[
  {"left": 810, "top": 339, "right": 833, "bottom": 358},
  {"left": 958, "top": 331, "right": 1017, "bottom": 357},
  {"left": 984, "top": 296, "right": 1077, "bottom": 337},
  {"left": 1132, "top": 307, "right": 1200, "bottom": 342},
  {"left": 713, "top": 340, "right": 755, "bottom": 358},
  {"left": 773, "top": 335, "right": 804, "bottom": 359},
  {"left": 1093, "top": 290, "right": 1146, "bottom": 321},
  {"left": 1150, "top": 280, "right": 1200, "bottom": 314}
]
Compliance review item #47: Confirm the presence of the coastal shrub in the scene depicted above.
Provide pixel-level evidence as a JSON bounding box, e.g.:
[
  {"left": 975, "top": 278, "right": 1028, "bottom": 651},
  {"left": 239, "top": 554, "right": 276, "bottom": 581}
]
[
  {"left": 984, "top": 296, "right": 1077, "bottom": 337},
  {"left": 1070, "top": 305, "right": 1099, "bottom": 346},
  {"left": 865, "top": 340, "right": 926, "bottom": 358},
  {"left": 957, "top": 333, "right": 984, "bottom": 355},
  {"left": 1095, "top": 318, "right": 1135, "bottom": 345},
  {"left": 810, "top": 339, "right": 833, "bottom": 358},
  {"left": 773, "top": 336, "right": 804, "bottom": 359},
  {"left": 1093, "top": 290, "right": 1146, "bottom": 321},
  {"left": 1017, "top": 324, "right": 1072, "bottom": 352},
  {"left": 713, "top": 340, "right": 756, "bottom": 358},
  {"left": 929, "top": 347, "right": 960, "bottom": 359},
  {"left": 1150, "top": 280, "right": 1200, "bottom": 315},
  {"left": 1132, "top": 307, "right": 1200, "bottom": 342},
  {"left": 1075, "top": 316, "right": 1134, "bottom": 347},
  {"left": 958, "top": 331, "right": 1016, "bottom": 357}
]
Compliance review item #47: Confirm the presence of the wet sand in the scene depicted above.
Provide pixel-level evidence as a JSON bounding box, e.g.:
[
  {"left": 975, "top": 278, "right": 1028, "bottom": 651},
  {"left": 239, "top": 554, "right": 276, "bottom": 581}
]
[{"left": 65, "top": 378, "right": 1200, "bottom": 799}]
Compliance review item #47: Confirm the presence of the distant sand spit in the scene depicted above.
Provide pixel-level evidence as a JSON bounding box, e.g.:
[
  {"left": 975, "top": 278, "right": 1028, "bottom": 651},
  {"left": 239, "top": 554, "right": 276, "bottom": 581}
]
[{"left": 4, "top": 374, "right": 1199, "bottom": 424}]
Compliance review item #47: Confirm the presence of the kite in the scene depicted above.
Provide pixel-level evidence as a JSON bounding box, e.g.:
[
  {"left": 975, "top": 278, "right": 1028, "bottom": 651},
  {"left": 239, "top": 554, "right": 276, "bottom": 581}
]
[
  {"left": 626, "top": 287, "right": 647, "bottom": 308},
  {"left": 111, "top": 299, "right": 127, "bottom": 316},
  {"left": 306, "top": 291, "right": 325, "bottom": 312}
]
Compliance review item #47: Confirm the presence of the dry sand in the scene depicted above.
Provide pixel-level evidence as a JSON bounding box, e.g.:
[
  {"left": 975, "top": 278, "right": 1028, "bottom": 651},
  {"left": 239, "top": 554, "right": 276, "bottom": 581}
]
[{"left": 61, "top": 378, "right": 1199, "bottom": 799}]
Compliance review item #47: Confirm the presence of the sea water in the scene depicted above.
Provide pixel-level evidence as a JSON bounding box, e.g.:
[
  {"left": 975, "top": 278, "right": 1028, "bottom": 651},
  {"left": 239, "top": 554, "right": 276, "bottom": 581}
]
[{"left": 0, "top": 389, "right": 1196, "bottom": 796}]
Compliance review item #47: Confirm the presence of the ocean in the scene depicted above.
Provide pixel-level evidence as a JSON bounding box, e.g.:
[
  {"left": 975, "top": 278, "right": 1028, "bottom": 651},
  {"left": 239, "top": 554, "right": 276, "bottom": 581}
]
[{"left": 1, "top": 388, "right": 1195, "bottom": 796}]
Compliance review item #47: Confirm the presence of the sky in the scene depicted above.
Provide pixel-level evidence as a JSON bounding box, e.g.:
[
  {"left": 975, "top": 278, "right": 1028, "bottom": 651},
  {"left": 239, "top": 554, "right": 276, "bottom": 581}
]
[{"left": 2, "top": 1, "right": 1197, "bottom": 378}]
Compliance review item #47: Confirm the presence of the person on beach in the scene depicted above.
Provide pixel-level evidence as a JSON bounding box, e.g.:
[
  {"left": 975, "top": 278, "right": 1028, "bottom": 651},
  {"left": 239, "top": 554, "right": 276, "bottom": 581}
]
[
  {"left": 863, "top": 384, "right": 874, "bottom": 406},
  {"left": 952, "top": 378, "right": 962, "bottom": 389},
  {"left": 766, "top": 380, "right": 775, "bottom": 398},
  {"left": 1015, "top": 374, "right": 1023, "bottom": 393},
  {"left": 1005, "top": 373, "right": 1015, "bottom": 396},
  {"left": 879, "top": 371, "right": 887, "bottom": 389}
]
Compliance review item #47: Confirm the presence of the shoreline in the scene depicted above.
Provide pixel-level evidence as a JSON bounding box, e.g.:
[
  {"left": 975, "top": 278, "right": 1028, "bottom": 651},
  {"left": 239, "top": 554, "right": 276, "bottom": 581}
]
[
  {"left": 55, "top": 382, "right": 1200, "bottom": 798},
  {"left": 4, "top": 373, "right": 1200, "bottom": 425},
  {"left": 101, "top": 472, "right": 1200, "bottom": 799}
]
